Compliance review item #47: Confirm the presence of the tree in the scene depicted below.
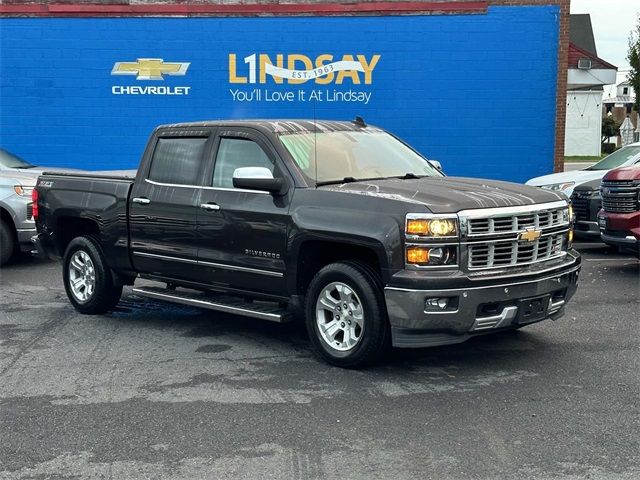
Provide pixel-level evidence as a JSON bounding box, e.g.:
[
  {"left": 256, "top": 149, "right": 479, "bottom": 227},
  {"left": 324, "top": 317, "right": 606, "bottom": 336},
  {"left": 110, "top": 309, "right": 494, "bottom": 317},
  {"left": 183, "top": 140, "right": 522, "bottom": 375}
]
[
  {"left": 602, "top": 115, "right": 620, "bottom": 143},
  {"left": 628, "top": 15, "right": 640, "bottom": 113}
]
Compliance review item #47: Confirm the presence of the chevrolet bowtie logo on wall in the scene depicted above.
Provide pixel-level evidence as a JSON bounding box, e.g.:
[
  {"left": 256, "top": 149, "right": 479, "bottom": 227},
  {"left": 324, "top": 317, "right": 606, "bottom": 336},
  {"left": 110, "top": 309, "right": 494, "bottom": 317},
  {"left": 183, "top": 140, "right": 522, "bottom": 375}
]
[
  {"left": 518, "top": 228, "right": 542, "bottom": 243},
  {"left": 111, "top": 58, "right": 190, "bottom": 80}
]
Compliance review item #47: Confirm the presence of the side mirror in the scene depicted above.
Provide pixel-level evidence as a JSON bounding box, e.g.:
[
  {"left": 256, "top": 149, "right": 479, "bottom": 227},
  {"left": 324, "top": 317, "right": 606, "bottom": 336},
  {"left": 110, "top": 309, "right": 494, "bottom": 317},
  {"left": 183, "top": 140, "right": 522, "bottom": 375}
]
[
  {"left": 232, "top": 167, "right": 287, "bottom": 195},
  {"left": 429, "top": 160, "right": 443, "bottom": 171}
]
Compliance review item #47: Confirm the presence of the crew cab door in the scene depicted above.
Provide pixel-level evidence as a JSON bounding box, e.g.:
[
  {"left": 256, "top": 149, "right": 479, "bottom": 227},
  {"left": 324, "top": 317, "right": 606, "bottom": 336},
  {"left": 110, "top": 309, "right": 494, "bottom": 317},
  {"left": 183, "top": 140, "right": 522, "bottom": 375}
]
[
  {"left": 129, "top": 128, "right": 214, "bottom": 280},
  {"left": 195, "top": 128, "right": 290, "bottom": 296}
]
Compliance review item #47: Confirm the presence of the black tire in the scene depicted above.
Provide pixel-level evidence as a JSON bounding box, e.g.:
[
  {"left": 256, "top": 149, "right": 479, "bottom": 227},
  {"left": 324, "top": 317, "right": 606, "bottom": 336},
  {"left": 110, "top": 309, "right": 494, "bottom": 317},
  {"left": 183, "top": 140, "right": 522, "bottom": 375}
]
[
  {"left": 0, "top": 219, "right": 16, "bottom": 267},
  {"left": 304, "top": 262, "right": 389, "bottom": 368},
  {"left": 62, "top": 236, "right": 122, "bottom": 314}
]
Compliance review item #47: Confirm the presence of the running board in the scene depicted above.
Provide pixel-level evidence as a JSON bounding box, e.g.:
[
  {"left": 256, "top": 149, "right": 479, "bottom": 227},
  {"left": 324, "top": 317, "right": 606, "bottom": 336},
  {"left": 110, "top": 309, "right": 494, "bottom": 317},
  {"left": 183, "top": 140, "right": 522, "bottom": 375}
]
[{"left": 131, "top": 286, "right": 292, "bottom": 323}]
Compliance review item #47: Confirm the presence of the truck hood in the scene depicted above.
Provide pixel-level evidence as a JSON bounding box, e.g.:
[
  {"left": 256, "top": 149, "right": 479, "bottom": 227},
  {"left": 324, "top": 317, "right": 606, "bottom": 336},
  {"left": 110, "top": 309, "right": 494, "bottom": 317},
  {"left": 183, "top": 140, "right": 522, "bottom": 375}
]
[
  {"left": 319, "top": 176, "right": 567, "bottom": 213},
  {"left": 603, "top": 165, "right": 640, "bottom": 181}
]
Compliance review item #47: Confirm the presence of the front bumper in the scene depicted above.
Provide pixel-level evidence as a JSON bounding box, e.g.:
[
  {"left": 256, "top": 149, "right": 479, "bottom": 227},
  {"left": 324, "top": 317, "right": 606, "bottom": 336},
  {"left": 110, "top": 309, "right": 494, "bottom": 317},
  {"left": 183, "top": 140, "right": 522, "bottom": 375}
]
[
  {"left": 574, "top": 220, "right": 600, "bottom": 240},
  {"left": 385, "top": 252, "right": 581, "bottom": 348},
  {"left": 598, "top": 210, "right": 640, "bottom": 255}
]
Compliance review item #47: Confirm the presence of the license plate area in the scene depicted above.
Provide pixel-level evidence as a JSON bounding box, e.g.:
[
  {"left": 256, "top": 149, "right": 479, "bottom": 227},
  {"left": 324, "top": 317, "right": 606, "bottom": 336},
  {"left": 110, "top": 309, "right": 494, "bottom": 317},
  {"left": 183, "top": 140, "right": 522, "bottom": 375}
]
[{"left": 517, "top": 294, "right": 551, "bottom": 324}]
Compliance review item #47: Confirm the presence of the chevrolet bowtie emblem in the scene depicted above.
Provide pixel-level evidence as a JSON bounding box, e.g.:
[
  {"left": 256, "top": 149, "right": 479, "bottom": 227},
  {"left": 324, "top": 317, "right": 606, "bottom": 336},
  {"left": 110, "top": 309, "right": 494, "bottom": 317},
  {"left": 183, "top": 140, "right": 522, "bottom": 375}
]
[
  {"left": 518, "top": 227, "right": 542, "bottom": 243},
  {"left": 111, "top": 58, "right": 190, "bottom": 80}
]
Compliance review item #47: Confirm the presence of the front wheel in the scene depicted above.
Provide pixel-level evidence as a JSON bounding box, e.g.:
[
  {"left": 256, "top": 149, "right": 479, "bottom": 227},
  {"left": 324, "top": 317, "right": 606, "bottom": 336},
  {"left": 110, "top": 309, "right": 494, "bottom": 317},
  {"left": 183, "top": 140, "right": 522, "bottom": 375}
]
[
  {"left": 304, "top": 262, "right": 389, "bottom": 368},
  {"left": 0, "top": 219, "right": 16, "bottom": 267},
  {"left": 63, "top": 236, "right": 122, "bottom": 314}
]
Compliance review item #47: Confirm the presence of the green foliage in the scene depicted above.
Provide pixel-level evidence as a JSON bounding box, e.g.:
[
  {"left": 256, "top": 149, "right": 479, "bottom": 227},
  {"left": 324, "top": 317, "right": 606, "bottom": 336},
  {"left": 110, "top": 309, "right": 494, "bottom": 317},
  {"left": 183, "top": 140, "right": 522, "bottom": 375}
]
[
  {"left": 601, "top": 116, "right": 620, "bottom": 142},
  {"left": 628, "top": 15, "right": 640, "bottom": 113}
]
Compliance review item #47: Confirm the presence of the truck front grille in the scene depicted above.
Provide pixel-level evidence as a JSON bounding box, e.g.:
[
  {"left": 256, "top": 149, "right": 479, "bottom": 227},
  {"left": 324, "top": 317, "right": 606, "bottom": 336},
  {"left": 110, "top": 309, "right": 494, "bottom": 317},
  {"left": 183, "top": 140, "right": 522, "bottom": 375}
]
[
  {"left": 461, "top": 202, "right": 570, "bottom": 272},
  {"left": 570, "top": 192, "right": 591, "bottom": 222},
  {"left": 467, "top": 207, "right": 565, "bottom": 235},
  {"left": 468, "top": 234, "right": 565, "bottom": 269},
  {"left": 26, "top": 203, "right": 34, "bottom": 220},
  {"left": 601, "top": 180, "right": 640, "bottom": 213}
]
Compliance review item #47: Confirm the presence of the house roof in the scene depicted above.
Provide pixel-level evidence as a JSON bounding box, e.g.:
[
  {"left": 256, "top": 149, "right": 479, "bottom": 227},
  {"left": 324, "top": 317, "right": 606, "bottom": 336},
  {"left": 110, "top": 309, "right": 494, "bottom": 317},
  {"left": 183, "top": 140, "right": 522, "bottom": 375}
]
[
  {"left": 570, "top": 14, "right": 597, "bottom": 55},
  {"left": 603, "top": 96, "right": 634, "bottom": 105},
  {"left": 568, "top": 42, "right": 617, "bottom": 71}
]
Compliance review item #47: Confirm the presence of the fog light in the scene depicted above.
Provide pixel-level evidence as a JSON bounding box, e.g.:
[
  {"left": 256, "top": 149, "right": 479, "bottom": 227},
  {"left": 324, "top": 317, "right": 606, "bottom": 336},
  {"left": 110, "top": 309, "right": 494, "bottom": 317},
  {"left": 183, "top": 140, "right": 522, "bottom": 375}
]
[
  {"left": 424, "top": 296, "right": 459, "bottom": 312},
  {"left": 426, "top": 297, "right": 449, "bottom": 309}
]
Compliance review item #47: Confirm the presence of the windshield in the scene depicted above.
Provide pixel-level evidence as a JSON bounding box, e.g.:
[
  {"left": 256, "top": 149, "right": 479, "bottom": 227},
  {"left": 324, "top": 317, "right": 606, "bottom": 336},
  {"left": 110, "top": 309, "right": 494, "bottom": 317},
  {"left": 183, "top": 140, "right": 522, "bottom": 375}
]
[
  {"left": 0, "top": 149, "right": 35, "bottom": 169},
  {"left": 585, "top": 145, "right": 640, "bottom": 171},
  {"left": 278, "top": 130, "right": 442, "bottom": 184}
]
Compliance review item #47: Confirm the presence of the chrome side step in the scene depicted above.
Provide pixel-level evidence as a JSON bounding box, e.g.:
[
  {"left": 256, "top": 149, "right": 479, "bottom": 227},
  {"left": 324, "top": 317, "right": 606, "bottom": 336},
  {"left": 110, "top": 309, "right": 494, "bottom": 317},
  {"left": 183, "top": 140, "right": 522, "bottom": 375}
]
[{"left": 132, "top": 286, "right": 292, "bottom": 323}]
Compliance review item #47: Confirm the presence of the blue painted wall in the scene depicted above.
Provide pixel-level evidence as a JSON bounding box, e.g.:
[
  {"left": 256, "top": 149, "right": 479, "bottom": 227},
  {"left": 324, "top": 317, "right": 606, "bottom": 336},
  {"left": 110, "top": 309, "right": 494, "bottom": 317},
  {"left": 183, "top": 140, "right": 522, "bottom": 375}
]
[{"left": 0, "top": 6, "right": 559, "bottom": 182}]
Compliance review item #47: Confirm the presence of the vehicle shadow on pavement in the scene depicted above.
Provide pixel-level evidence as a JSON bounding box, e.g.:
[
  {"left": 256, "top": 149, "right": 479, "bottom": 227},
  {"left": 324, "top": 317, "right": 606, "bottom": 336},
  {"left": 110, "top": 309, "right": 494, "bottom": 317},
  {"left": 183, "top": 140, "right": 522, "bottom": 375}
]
[{"left": 111, "top": 289, "right": 553, "bottom": 376}]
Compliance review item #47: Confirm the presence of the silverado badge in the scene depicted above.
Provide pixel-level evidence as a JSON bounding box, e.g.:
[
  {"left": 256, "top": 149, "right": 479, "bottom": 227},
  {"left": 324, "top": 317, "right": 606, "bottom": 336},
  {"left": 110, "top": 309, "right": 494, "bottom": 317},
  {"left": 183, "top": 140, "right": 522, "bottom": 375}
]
[{"left": 518, "top": 227, "right": 542, "bottom": 243}]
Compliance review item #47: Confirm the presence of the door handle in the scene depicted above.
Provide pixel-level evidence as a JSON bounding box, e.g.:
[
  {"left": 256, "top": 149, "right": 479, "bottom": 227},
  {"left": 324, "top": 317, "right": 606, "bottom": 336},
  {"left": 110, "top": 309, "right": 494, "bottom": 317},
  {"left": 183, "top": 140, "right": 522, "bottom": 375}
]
[
  {"left": 132, "top": 197, "right": 151, "bottom": 205},
  {"left": 200, "top": 203, "right": 220, "bottom": 211}
]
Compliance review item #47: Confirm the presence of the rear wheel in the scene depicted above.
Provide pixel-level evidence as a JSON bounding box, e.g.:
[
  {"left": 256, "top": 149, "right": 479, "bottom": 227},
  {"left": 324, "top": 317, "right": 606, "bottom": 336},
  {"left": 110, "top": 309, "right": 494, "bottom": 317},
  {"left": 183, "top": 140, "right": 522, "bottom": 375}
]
[
  {"left": 304, "top": 262, "right": 389, "bottom": 368},
  {"left": 0, "top": 219, "right": 16, "bottom": 267},
  {"left": 63, "top": 236, "right": 122, "bottom": 314}
]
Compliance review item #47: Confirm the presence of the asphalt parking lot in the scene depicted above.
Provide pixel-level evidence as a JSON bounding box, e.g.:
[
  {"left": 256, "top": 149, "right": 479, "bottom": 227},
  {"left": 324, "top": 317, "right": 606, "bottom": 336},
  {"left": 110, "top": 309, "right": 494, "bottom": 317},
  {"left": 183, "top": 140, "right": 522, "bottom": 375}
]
[{"left": 0, "top": 243, "right": 638, "bottom": 479}]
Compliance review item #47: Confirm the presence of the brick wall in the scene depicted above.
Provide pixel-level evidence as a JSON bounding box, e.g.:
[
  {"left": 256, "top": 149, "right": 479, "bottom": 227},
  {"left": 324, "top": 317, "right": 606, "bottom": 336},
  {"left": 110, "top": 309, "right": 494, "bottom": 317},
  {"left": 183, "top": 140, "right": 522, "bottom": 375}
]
[{"left": 0, "top": 0, "right": 570, "bottom": 174}]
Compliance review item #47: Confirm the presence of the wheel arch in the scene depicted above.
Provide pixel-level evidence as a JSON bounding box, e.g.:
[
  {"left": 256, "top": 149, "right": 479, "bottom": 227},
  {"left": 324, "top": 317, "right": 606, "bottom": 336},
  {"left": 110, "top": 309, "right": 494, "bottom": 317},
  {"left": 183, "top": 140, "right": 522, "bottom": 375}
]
[
  {"left": 54, "top": 215, "right": 100, "bottom": 257},
  {"left": 290, "top": 237, "right": 388, "bottom": 297}
]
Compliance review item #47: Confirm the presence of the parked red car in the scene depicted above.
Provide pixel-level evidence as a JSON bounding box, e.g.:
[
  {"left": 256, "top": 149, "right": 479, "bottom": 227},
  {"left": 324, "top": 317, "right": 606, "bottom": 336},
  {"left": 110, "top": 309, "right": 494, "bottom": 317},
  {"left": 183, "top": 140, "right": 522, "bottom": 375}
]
[{"left": 598, "top": 165, "right": 640, "bottom": 257}]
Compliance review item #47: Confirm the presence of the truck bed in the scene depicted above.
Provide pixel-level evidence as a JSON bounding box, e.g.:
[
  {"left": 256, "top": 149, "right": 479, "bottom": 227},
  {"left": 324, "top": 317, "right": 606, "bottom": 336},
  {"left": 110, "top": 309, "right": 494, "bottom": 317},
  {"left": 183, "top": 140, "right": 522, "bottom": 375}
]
[{"left": 35, "top": 170, "right": 135, "bottom": 273}]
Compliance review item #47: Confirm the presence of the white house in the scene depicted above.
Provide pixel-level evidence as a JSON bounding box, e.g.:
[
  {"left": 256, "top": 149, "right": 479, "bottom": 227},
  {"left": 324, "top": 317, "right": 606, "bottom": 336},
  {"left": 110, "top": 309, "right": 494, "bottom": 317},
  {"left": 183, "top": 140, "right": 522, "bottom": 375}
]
[{"left": 564, "top": 15, "right": 617, "bottom": 157}]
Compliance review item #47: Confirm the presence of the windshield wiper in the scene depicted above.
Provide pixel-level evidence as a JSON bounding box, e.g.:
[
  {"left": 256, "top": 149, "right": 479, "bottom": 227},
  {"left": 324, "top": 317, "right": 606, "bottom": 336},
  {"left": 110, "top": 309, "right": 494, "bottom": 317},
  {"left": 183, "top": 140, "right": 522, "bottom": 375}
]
[
  {"left": 395, "top": 173, "right": 423, "bottom": 179},
  {"left": 316, "top": 177, "right": 358, "bottom": 186}
]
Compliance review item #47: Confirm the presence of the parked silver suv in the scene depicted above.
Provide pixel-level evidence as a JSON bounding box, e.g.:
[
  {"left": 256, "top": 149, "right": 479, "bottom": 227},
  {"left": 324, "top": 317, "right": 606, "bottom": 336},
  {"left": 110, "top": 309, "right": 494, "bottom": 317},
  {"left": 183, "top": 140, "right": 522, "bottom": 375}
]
[{"left": 0, "top": 149, "right": 41, "bottom": 266}]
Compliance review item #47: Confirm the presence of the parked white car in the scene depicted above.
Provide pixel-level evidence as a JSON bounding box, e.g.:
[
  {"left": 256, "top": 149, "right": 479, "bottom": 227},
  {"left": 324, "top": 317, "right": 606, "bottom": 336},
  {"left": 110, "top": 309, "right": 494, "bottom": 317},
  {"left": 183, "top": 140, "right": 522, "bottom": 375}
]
[{"left": 526, "top": 143, "right": 640, "bottom": 197}]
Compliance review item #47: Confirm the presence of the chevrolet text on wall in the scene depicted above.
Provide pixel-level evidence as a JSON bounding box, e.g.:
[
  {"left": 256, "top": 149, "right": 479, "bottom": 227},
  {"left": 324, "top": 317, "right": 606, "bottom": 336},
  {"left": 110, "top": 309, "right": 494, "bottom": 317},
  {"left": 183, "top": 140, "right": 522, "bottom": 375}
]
[
  {"left": 111, "top": 58, "right": 191, "bottom": 95},
  {"left": 228, "top": 53, "right": 380, "bottom": 105}
]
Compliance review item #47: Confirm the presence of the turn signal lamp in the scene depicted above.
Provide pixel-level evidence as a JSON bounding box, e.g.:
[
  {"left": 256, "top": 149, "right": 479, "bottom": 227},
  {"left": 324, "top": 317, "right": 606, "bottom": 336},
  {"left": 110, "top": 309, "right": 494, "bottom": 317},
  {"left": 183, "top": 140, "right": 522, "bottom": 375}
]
[
  {"left": 406, "top": 219, "right": 430, "bottom": 235},
  {"left": 407, "top": 246, "right": 430, "bottom": 264}
]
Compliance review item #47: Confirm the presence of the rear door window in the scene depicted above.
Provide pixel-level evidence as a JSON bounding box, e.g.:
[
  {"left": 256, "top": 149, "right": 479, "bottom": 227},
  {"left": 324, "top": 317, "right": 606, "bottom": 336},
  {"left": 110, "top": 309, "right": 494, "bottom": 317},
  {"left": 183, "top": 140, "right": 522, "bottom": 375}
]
[{"left": 148, "top": 137, "right": 208, "bottom": 185}]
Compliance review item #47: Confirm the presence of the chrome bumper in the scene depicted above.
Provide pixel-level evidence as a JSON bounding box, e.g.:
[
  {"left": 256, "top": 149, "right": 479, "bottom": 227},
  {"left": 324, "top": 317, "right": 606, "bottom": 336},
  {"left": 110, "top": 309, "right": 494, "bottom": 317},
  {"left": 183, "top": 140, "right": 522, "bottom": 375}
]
[{"left": 385, "top": 256, "right": 581, "bottom": 348}]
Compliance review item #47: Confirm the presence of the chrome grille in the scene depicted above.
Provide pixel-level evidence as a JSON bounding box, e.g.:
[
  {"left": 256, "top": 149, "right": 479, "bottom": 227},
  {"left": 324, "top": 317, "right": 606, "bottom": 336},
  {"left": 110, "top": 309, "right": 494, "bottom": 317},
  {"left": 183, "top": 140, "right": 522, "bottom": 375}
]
[
  {"left": 461, "top": 202, "right": 569, "bottom": 271},
  {"left": 26, "top": 203, "right": 34, "bottom": 220},
  {"left": 468, "top": 234, "right": 565, "bottom": 270},
  {"left": 601, "top": 180, "right": 639, "bottom": 213},
  {"left": 467, "top": 207, "right": 566, "bottom": 235}
]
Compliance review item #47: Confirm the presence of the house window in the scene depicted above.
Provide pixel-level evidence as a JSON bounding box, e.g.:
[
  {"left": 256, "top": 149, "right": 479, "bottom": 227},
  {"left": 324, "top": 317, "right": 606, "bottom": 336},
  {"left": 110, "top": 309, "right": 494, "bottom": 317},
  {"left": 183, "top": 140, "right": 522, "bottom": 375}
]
[{"left": 623, "top": 87, "right": 629, "bottom": 95}]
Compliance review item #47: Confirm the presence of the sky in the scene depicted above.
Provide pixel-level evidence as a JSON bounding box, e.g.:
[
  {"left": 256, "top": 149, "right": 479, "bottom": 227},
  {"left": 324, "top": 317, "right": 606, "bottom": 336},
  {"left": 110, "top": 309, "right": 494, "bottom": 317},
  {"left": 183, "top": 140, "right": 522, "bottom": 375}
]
[{"left": 571, "top": 0, "right": 639, "bottom": 71}]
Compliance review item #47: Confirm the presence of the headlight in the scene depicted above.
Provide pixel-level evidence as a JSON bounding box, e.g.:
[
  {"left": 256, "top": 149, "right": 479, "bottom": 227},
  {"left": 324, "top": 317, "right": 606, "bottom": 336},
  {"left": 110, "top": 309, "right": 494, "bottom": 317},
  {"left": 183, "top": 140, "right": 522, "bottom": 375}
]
[
  {"left": 14, "top": 185, "right": 35, "bottom": 197},
  {"left": 406, "top": 215, "right": 458, "bottom": 237},
  {"left": 406, "top": 246, "right": 457, "bottom": 266},
  {"left": 540, "top": 182, "right": 575, "bottom": 192}
]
